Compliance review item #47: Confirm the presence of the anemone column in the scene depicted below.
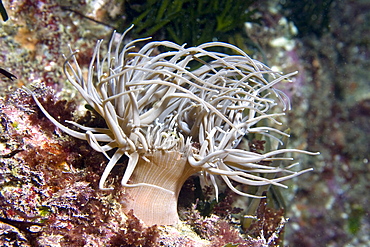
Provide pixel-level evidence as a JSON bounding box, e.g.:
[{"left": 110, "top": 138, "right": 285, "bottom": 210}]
[{"left": 122, "top": 151, "right": 199, "bottom": 225}]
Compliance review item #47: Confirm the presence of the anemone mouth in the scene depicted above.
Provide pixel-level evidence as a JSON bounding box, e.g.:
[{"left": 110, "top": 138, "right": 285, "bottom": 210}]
[{"left": 25, "top": 25, "right": 319, "bottom": 200}]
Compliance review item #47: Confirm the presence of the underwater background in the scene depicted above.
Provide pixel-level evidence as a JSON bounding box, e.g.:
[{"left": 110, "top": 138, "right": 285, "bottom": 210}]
[{"left": 0, "top": 0, "right": 369, "bottom": 246}]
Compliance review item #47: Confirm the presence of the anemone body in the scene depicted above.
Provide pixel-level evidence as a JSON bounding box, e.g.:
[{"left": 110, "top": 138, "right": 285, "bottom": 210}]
[{"left": 27, "top": 26, "right": 318, "bottom": 225}]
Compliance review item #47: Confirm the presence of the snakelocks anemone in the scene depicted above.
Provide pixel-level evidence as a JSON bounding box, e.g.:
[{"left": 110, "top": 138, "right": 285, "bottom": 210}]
[{"left": 26, "top": 26, "right": 319, "bottom": 226}]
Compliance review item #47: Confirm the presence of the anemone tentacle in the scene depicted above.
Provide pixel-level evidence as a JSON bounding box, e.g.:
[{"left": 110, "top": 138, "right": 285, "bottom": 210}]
[{"left": 25, "top": 27, "right": 319, "bottom": 211}]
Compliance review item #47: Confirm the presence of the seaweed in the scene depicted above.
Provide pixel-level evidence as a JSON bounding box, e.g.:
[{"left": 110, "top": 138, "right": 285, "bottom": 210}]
[
  {"left": 119, "top": 0, "right": 260, "bottom": 47},
  {"left": 109, "top": 210, "right": 160, "bottom": 247}
]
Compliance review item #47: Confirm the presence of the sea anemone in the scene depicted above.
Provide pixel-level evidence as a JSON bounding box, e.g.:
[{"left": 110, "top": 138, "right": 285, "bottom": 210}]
[{"left": 25, "top": 26, "right": 318, "bottom": 225}]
